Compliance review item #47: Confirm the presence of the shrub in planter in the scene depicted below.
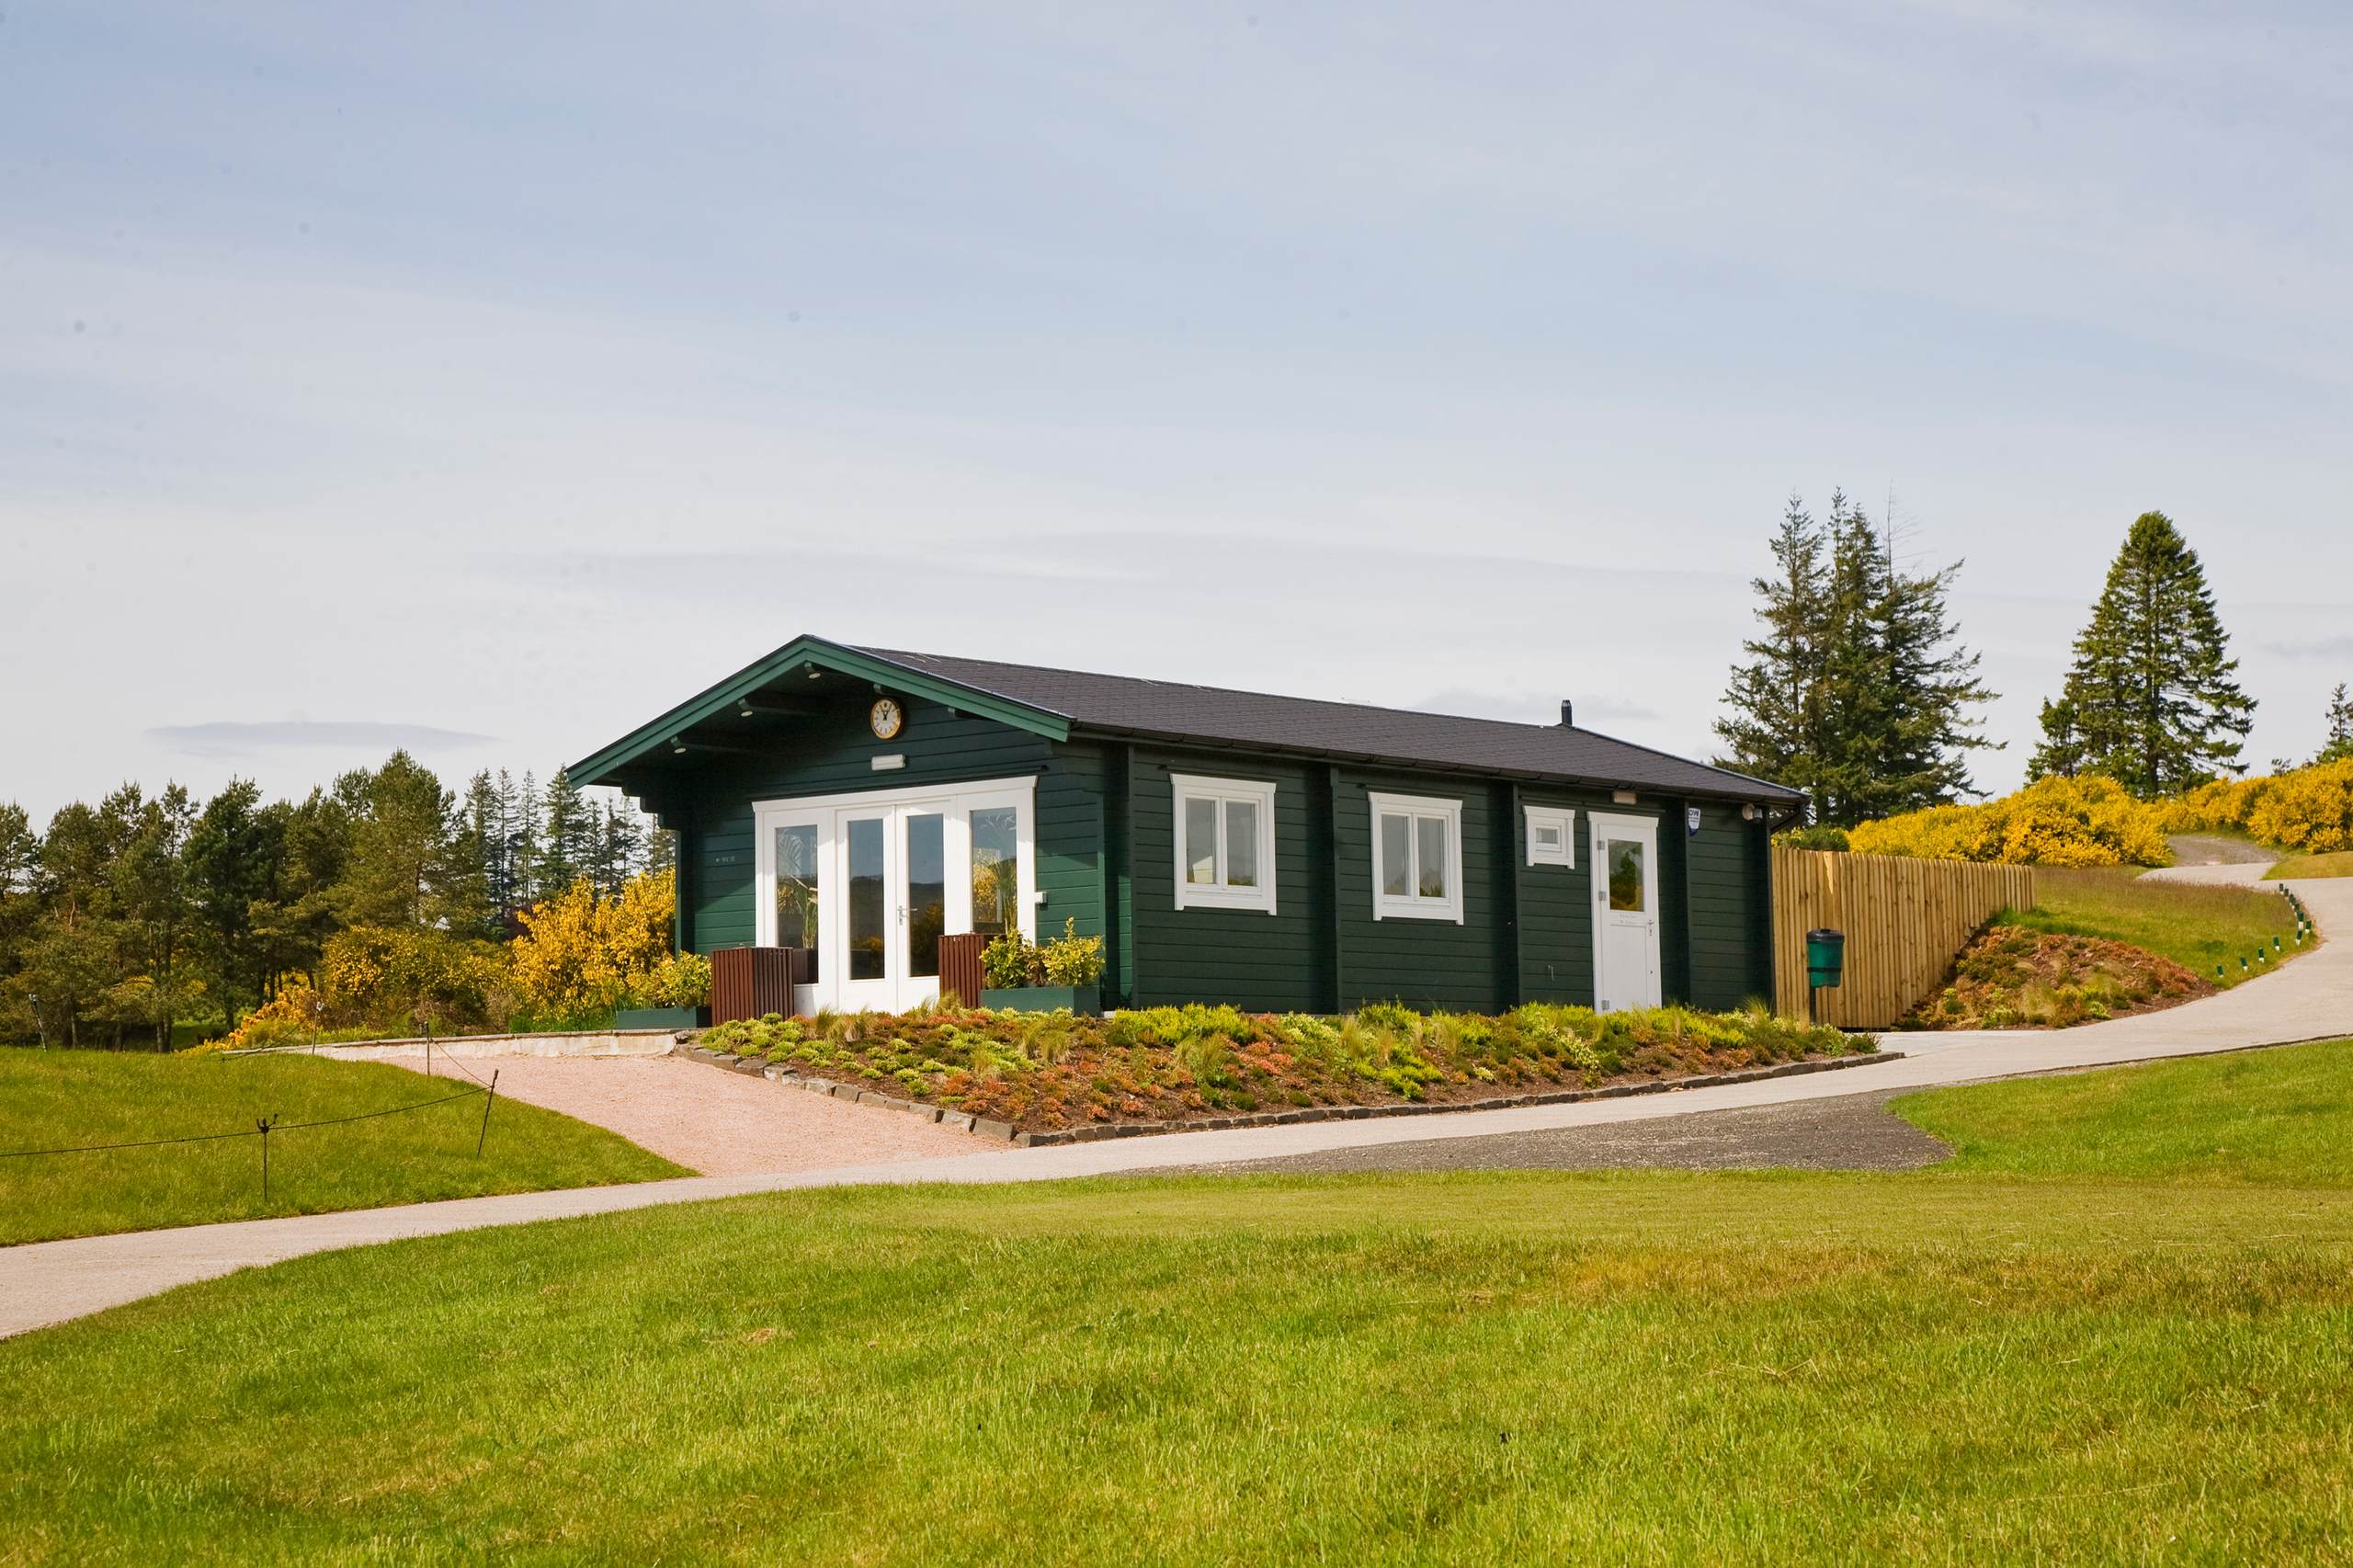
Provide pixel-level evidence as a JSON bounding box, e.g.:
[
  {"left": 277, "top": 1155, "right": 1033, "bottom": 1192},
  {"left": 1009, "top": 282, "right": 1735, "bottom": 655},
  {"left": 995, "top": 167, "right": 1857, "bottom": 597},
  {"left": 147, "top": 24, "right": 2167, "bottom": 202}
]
[{"left": 981, "top": 919, "right": 1105, "bottom": 990}]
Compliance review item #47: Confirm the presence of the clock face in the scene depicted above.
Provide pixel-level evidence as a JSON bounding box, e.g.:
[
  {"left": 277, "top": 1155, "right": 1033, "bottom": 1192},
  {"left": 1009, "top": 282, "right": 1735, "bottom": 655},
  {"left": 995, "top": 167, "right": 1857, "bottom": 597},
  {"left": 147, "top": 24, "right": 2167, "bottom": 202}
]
[{"left": 869, "top": 698, "right": 904, "bottom": 740}]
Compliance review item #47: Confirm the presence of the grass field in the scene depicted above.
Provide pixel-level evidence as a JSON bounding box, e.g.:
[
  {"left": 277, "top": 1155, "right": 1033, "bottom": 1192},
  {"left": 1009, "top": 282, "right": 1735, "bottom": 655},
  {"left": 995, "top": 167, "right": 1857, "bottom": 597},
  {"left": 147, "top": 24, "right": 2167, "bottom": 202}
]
[
  {"left": 1999, "top": 866, "right": 2306, "bottom": 985},
  {"left": 4, "top": 1042, "right": 2351, "bottom": 1563},
  {"left": 0, "top": 1049, "right": 685, "bottom": 1245},
  {"left": 2268, "top": 849, "right": 2353, "bottom": 880}
]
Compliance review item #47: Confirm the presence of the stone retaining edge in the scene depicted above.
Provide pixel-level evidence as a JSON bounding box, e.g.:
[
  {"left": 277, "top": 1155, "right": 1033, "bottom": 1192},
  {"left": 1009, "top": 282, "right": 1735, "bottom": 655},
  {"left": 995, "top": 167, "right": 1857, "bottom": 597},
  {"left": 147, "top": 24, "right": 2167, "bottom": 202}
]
[{"left": 673, "top": 1044, "right": 1907, "bottom": 1147}]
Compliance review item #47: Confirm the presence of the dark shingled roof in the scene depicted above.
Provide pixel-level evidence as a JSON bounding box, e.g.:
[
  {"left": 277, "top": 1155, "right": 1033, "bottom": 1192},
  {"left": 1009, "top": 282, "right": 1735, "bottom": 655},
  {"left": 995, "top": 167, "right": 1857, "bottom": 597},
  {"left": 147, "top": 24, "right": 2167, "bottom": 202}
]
[{"left": 861, "top": 647, "right": 1802, "bottom": 805}]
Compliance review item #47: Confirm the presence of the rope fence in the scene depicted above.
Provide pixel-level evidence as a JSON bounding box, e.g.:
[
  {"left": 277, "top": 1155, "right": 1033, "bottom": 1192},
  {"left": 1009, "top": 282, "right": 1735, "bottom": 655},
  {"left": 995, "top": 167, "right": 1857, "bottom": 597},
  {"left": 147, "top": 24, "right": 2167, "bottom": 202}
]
[{"left": 0, "top": 1073, "right": 502, "bottom": 1200}]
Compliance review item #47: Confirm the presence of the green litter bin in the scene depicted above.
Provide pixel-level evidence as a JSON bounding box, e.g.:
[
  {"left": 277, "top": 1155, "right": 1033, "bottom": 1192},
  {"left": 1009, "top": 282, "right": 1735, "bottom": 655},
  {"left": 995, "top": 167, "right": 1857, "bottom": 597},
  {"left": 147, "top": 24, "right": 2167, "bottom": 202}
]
[{"left": 1806, "top": 928, "right": 1846, "bottom": 991}]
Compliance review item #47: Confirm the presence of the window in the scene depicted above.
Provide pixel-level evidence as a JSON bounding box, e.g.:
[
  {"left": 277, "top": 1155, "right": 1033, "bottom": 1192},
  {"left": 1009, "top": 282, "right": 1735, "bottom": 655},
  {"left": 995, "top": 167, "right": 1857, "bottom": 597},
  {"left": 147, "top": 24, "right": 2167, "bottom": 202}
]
[
  {"left": 969, "top": 806, "right": 1020, "bottom": 937},
  {"left": 1607, "top": 836, "right": 1646, "bottom": 911},
  {"left": 1525, "top": 805, "right": 1574, "bottom": 868},
  {"left": 1369, "top": 791, "right": 1463, "bottom": 923},
  {"left": 1171, "top": 774, "right": 1279, "bottom": 914}
]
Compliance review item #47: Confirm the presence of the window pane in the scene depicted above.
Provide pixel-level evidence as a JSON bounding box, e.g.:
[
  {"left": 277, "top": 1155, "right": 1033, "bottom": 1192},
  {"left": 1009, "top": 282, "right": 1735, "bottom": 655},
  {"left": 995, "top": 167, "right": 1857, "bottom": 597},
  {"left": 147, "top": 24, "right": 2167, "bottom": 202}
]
[
  {"left": 969, "top": 807, "right": 1019, "bottom": 938},
  {"left": 1185, "top": 797, "right": 1219, "bottom": 885},
  {"left": 906, "top": 812, "right": 944, "bottom": 979},
  {"left": 1416, "top": 815, "right": 1449, "bottom": 899},
  {"left": 1380, "top": 812, "right": 1411, "bottom": 898},
  {"left": 847, "top": 816, "right": 886, "bottom": 980},
  {"left": 1533, "top": 824, "right": 1560, "bottom": 850},
  {"left": 1608, "top": 840, "right": 1645, "bottom": 911},
  {"left": 1223, "top": 800, "right": 1258, "bottom": 888},
  {"left": 774, "top": 824, "right": 819, "bottom": 958}
]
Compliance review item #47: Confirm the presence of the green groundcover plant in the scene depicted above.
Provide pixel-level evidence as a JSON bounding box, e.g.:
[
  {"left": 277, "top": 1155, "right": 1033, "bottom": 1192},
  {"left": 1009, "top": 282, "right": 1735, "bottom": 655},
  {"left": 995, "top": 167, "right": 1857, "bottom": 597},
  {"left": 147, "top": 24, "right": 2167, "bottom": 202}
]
[{"left": 702, "top": 999, "right": 1872, "bottom": 1131}]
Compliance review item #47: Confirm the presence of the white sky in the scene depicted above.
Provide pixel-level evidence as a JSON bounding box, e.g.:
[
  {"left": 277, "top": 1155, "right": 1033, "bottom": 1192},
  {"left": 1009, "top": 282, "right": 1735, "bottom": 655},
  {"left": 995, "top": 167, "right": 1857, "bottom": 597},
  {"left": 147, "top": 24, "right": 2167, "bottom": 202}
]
[{"left": 5, "top": 2, "right": 2350, "bottom": 822}]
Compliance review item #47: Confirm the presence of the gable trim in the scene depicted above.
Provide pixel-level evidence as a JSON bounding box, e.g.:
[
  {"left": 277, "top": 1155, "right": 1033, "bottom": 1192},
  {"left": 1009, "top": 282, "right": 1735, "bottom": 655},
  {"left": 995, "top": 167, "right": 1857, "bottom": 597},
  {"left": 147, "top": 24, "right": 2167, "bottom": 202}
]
[{"left": 570, "top": 636, "right": 1072, "bottom": 786}]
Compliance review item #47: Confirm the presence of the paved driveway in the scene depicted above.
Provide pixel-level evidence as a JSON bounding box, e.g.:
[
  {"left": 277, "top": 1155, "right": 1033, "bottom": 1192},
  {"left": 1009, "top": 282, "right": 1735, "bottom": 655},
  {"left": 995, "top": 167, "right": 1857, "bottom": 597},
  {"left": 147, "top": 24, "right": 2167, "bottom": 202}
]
[{"left": 6, "top": 877, "right": 2347, "bottom": 1341}]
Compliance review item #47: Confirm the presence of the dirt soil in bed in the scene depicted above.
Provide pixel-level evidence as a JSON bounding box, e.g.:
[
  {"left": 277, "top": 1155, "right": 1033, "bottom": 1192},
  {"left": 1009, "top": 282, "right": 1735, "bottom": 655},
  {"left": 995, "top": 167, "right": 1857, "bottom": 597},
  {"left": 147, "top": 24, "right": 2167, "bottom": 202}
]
[{"left": 1900, "top": 927, "right": 2210, "bottom": 1031}]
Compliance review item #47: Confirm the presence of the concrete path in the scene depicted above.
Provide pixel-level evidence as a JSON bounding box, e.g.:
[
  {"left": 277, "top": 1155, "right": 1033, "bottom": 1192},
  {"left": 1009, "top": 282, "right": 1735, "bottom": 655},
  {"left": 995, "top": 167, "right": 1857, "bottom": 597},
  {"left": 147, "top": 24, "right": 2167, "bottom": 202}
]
[{"left": 6, "top": 878, "right": 2347, "bottom": 1342}]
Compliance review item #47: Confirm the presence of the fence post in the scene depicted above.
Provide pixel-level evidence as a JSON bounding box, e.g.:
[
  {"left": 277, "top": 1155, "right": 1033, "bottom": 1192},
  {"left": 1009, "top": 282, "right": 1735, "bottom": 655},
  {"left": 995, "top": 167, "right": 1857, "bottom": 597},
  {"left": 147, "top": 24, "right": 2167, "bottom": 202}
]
[
  {"left": 476, "top": 1070, "right": 498, "bottom": 1157},
  {"left": 257, "top": 1115, "right": 276, "bottom": 1202}
]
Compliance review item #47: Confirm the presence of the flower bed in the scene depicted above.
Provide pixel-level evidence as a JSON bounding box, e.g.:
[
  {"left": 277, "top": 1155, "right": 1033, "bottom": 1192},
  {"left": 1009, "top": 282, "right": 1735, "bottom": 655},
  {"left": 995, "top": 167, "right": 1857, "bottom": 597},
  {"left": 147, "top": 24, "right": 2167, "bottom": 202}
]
[
  {"left": 1899, "top": 927, "right": 2207, "bottom": 1030},
  {"left": 699, "top": 1001, "right": 1876, "bottom": 1133}
]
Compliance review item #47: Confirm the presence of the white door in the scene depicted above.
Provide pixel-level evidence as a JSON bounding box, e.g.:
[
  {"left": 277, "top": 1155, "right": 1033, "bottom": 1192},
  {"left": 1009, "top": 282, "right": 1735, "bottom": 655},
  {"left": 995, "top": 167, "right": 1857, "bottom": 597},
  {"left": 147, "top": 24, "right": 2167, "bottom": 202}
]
[
  {"left": 755, "top": 778, "right": 1036, "bottom": 1015},
  {"left": 1589, "top": 812, "right": 1662, "bottom": 1013},
  {"left": 835, "top": 803, "right": 949, "bottom": 1013}
]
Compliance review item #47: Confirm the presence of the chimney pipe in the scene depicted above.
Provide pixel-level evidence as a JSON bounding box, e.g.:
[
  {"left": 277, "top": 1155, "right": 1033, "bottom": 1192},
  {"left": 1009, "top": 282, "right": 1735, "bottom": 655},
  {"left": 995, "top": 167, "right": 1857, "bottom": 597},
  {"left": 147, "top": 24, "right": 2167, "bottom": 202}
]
[{"left": 1559, "top": 699, "right": 1574, "bottom": 728}]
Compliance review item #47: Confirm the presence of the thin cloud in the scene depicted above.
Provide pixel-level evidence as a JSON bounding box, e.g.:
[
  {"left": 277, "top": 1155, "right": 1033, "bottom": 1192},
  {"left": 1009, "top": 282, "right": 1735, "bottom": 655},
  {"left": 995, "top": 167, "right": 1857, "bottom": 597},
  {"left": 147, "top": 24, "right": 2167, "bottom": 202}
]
[
  {"left": 2259, "top": 636, "right": 2353, "bottom": 662},
  {"left": 146, "top": 721, "right": 495, "bottom": 758}
]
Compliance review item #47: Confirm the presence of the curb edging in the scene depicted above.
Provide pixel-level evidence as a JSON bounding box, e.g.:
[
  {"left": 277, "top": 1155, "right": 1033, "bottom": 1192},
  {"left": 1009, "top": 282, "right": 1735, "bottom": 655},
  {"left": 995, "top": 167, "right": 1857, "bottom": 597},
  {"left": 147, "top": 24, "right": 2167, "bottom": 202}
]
[{"left": 673, "top": 1043, "right": 1907, "bottom": 1148}]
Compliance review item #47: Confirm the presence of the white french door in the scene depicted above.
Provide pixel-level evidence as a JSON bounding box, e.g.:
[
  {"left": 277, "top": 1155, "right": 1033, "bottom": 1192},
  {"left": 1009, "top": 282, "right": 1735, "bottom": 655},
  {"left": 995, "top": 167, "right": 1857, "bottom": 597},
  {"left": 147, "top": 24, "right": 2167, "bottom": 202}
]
[
  {"left": 755, "top": 778, "right": 1035, "bottom": 1014},
  {"left": 1588, "top": 812, "right": 1662, "bottom": 1014}
]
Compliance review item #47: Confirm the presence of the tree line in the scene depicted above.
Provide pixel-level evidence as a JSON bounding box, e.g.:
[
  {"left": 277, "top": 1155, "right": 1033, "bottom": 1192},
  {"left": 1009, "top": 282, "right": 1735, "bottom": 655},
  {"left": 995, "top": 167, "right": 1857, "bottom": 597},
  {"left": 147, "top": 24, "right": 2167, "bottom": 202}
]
[
  {"left": 0, "top": 758, "right": 666, "bottom": 1048},
  {"left": 1716, "top": 500, "right": 2333, "bottom": 827}
]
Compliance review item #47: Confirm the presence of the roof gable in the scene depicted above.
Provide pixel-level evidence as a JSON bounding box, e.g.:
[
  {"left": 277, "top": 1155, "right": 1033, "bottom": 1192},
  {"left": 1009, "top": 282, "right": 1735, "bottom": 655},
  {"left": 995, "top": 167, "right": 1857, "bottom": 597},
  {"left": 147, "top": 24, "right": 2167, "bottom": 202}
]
[{"left": 569, "top": 635, "right": 1070, "bottom": 785}]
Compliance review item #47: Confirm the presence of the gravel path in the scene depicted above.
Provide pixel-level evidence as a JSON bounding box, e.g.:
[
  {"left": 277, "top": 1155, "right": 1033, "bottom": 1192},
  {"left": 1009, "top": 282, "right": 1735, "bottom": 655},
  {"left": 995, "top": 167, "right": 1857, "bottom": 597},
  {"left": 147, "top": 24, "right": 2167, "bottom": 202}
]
[
  {"left": 2165, "top": 834, "right": 2278, "bottom": 868},
  {"left": 385, "top": 1051, "right": 972, "bottom": 1176},
  {"left": 1154, "top": 1086, "right": 1949, "bottom": 1176}
]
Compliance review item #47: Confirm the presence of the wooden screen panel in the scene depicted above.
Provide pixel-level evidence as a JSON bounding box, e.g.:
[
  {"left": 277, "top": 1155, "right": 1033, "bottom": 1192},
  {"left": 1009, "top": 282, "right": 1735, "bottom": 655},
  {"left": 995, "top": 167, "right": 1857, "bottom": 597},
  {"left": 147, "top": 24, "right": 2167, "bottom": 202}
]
[
  {"left": 710, "top": 946, "right": 812, "bottom": 1024},
  {"left": 938, "top": 933, "right": 988, "bottom": 1010}
]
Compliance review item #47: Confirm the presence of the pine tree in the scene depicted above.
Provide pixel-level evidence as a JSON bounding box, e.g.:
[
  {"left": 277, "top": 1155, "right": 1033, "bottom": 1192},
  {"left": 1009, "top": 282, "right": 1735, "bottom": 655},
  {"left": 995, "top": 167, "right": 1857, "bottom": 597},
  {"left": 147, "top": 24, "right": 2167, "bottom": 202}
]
[
  {"left": 510, "top": 772, "right": 543, "bottom": 909},
  {"left": 2030, "top": 512, "right": 2255, "bottom": 797},
  {"left": 2318, "top": 683, "right": 2353, "bottom": 765},
  {"left": 594, "top": 800, "right": 643, "bottom": 897},
  {"left": 1715, "top": 494, "right": 1833, "bottom": 817},
  {"left": 1716, "top": 490, "right": 1995, "bottom": 825},
  {"left": 186, "top": 779, "right": 277, "bottom": 1028},
  {"left": 537, "top": 767, "right": 587, "bottom": 898},
  {"left": 334, "top": 752, "right": 460, "bottom": 928},
  {"left": 490, "top": 769, "right": 523, "bottom": 912}
]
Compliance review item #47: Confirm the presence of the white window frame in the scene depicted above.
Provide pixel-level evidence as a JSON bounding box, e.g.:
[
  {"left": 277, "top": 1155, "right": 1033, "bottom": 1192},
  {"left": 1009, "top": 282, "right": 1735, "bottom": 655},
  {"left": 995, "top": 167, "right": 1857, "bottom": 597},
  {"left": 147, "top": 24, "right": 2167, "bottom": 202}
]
[
  {"left": 1525, "top": 804, "right": 1575, "bottom": 869},
  {"left": 1171, "top": 774, "right": 1279, "bottom": 915},
  {"left": 1369, "top": 790, "right": 1464, "bottom": 924}
]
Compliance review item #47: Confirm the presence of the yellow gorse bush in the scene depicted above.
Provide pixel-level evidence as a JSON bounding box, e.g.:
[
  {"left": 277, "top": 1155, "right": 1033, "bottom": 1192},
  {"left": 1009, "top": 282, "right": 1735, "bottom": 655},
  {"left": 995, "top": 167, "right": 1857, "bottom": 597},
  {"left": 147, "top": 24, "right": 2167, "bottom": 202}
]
[
  {"left": 506, "top": 869, "right": 681, "bottom": 1015},
  {"left": 1847, "top": 776, "right": 2171, "bottom": 867},
  {"left": 2162, "top": 759, "right": 2353, "bottom": 854}
]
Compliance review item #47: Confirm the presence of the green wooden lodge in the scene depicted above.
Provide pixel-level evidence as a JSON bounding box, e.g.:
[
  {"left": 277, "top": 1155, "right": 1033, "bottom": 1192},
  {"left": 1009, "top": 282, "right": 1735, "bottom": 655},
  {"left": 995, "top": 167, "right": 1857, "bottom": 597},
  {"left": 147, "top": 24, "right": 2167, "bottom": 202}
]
[{"left": 572, "top": 635, "right": 1802, "bottom": 1017}]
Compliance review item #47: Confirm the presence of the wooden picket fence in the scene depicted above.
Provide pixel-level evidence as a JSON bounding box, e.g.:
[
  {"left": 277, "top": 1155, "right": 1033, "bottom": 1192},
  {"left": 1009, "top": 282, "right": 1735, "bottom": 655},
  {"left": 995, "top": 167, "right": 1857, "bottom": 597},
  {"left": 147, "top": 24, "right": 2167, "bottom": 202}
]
[{"left": 1771, "top": 847, "right": 2037, "bottom": 1028}]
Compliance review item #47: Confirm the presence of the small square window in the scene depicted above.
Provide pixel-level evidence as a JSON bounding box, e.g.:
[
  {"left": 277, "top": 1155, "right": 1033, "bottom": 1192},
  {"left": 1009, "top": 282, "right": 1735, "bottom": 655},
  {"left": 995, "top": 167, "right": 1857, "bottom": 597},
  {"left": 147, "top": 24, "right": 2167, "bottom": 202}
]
[
  {"left": 1526, "top": 805, "right": 1575, "bottom": 868},
  {"left": 1171, "top": 775, "right": 1279, "bottom": 914}
]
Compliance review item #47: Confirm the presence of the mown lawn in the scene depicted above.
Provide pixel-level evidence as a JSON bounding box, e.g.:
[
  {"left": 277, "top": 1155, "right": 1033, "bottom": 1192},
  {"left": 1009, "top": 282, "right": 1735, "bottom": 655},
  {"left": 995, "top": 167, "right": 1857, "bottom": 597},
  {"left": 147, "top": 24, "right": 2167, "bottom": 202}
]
[
  {"left": 5, "top": 1043, "right": 2353, "bottom": 1562},
  {"left": 0, "top": 1049, "right": 684, "bottom": 1244},
  {"left": 2269, "top": 849, "right": 2353, "bottom": 880},
  {"left": 1896, "top": 1036, "right": 2353, "bottom": 1184},
  {"left": 1999, "top": 866, "right": 2307, "bottom": 986}
]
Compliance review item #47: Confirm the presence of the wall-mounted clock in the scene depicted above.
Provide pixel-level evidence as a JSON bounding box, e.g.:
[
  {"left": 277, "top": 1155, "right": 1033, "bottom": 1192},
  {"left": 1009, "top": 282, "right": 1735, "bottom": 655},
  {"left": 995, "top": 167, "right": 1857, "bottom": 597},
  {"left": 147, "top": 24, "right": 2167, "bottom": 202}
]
[{"left": 869, "top": 697, "right": 905, "bottom": 740}]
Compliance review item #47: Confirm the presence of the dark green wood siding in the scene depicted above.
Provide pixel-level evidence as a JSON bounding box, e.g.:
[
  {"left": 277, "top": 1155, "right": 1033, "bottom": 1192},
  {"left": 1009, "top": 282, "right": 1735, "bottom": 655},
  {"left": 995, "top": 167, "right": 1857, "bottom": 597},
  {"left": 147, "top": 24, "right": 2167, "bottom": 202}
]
[
  {"left": 1684, "top": 801, "right": 1773, "bottom": 1010},
  {"left": 1331, "top": 771, "right": 1511, "bottom": 1013},
  {"left": 1512, "top": 790, "right": 1597, "bottom": 1006},
  {"left": 1123, "top": 746, "right": 1329, "bottom": 1013}
]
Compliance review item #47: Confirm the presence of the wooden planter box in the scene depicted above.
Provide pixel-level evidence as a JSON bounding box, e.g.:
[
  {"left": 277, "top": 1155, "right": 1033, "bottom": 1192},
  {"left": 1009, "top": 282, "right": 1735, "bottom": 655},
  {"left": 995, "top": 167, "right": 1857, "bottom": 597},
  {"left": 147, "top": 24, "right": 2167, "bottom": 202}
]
[
  {"left": 616, "top": 1006, "right": 707, "bottom": 1031},
  {"left": 979, "top": 984, "right": 1101, "bottom": 1015}
]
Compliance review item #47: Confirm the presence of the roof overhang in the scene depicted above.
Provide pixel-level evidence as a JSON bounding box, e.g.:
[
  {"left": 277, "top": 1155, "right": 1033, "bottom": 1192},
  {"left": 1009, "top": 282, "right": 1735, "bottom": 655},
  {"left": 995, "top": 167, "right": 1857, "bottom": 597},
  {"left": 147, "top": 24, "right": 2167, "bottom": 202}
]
[
  {"left": 1061, "top": 722, "right": 1804, "bottom": 807},
  {"left": 569, "top": 635, "right": 1072, "bottom": 789}
]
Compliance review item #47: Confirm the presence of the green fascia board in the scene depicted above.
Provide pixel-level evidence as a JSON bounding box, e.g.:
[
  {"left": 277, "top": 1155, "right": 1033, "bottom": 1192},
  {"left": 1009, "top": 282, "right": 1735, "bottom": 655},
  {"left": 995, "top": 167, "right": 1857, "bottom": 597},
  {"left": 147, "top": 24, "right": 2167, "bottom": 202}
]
[{"left": 570, "top": 635, "right": 1072, "bottom": 786}]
